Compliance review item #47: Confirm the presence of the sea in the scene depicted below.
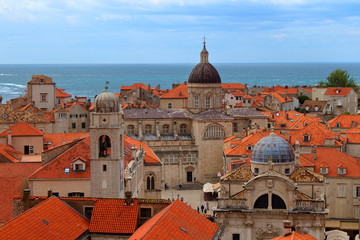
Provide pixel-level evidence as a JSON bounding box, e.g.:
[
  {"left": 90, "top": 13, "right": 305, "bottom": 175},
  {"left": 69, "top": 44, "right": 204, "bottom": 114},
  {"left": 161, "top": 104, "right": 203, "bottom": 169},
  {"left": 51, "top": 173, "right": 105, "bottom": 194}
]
[{"left": 1, "top": 63, "right": 360, "bottom": 102}]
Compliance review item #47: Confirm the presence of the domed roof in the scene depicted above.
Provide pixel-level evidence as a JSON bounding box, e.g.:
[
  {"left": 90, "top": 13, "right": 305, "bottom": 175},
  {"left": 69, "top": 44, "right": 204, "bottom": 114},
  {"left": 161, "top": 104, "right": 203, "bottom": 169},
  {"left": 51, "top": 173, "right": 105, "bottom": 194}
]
[
  {"left": 251, "top": 133, "right": 294, "bottom": 163},
  {"left": 188, "top": 63, "right": 221, "bottom": 84},
  {"left": 188, "top": 41, "right": 221, "bottom": 84},
  {"left": 95, "top": 91, "right": 120, "bottom": 113}
]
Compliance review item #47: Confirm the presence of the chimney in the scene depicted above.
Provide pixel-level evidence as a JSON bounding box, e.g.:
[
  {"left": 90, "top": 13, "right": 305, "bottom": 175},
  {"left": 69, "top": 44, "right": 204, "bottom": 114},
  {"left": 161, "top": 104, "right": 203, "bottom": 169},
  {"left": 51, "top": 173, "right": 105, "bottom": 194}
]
[
  {"left": 7, "top": 128, "right": 12, "bottom": 146},
  {"left": 47, "top": 188, "right": 53, "bottom": 198},
  {"left": 125, "top": 191, "right": 133, "bottom": 205},
  {"left": 23, "top": 189, "right": 31, "bottom": 211},
  {"left": 283, "top": 220, "right": 293, "bottom": 236}
]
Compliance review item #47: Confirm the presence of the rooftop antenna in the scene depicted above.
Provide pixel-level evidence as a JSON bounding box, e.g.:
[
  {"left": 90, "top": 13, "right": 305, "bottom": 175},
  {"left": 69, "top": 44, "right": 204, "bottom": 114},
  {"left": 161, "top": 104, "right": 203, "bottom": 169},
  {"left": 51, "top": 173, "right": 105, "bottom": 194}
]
[
  {"left": 105, "top": 81, "right": 109, "bottom": 91},
  {"left": 203, "top": 36, "right": 206, "bottom": 46}
]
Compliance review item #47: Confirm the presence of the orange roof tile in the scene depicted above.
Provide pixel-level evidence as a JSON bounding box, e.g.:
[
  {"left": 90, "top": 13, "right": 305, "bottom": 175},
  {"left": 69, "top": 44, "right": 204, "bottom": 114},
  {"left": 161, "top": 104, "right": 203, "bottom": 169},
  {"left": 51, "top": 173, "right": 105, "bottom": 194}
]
[
  {"left": 328, "top": 115, "right": 360, "bottom": 129},
  {"left": 287, "top": 122, "right": 341, "bottom": 146},
  {"left": 124, "top": 136, "right": 160, "bottom": 164},
  {"left": 160, "top": 84, "right": 188, "bottom": 99},
  {"left": 261, "top": 85, "right": 298, "bottom": 95},
  {"left": 0, "top": 121, "right": 43, "bottom": 137},
  {"left": 0, "top": 197, "right": 89, "bottom": 239},
  {"left": 121, "top": 83, "right": 149, "bottom": 91},
  {"left": 89, "top": 199, "right": 139, "bottom": 234},
  {"left": 56, "top": 88, "right": 72, "bottom": 98},
  {"left": 224, "top": 136, "right": 236, "bottom": 143},
  {"left": 29, "top": 138, "right": 90, "bottom": 179},
  {"left": 231, "top": 90, "right": 246, "bottom": 97},
  {"left": 272, "top": 231, "right": 317, "bottom": 240},
  {"left": 129, "top": 200, "right": 219, "bottom": 240},
  {"left": 221, "top": 83, "right": 247, "bottom": 89},
  {"left": 0, "top": 144, "right": 21, "bottom": 163},
  {"left": 43, "top": 132, "right": 90, "bottom": 149},
  {"left": 301, "top": 148, "right": 360, "bottom": 177},
  {"left": 324, "top": 87, "right": 353, "bottom": 96}
]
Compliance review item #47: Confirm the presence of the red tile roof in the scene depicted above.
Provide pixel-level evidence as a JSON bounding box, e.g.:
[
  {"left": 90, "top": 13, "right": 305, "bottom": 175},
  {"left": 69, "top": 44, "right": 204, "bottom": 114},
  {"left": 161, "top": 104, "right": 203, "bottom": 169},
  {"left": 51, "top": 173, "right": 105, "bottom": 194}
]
[
  {"left": 43, "top": 132, "right": 90, "bottom": 149},
  {"left": 121, "top": 83, "right": 149, "bottom": 91},
  {"left": 272, "top": 231, "right": 317, "bottom": 240},
  {"left": 328, "top": 115, "right": 360, "bottom": 129},
  {"left": 129, "top": 200, "right": 219, "bottom": 240},
  {"left": 29, "top": 138, "right": 90, "bottom": 179},
  {"left": 0, "top": 121, "right": 44, "bottom": 137},
  {"left": 262, "top": 111, "right": 322, "bottom": 130},
  {"left": 301, "top": 148, "right": 360, "bottom": 177},
  {"left": 324, "top": 87, "right": 353, "bottom": 96},
  {"left": 0, "top": 197, "right": 89, "bottom": 239},
  {"left": 124, "top": 136, "right": 160, "bottom": 164},
  {"left": 89, "top": 199, "right": 139, "bottom": 234},
  {"left": 160, "top": 84, "right": 188, "bottom": 99},
  {"left": 0, "top": 144, "right": 21, "bottom": 163},
  {"left": 261, "top": 85, "right": 298, "bottom": 95},
  {"left": 287, "top": 122, "right": 341, "bottom": 146},
  {"left": 221, "top": 83, "right": 247, "bottom": 90},
  {"left": 56, "top": 88, "right": 72, "bottom": 98}
]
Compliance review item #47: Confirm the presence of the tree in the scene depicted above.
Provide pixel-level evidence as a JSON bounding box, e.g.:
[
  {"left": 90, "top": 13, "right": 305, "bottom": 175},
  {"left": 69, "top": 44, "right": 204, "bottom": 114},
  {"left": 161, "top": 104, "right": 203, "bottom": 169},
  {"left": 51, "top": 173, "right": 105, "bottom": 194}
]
[
  {"left": 319, "top": 69, "right": 359, "bottom": 91},
  {"left": 297, "top": 94, "right": 309, "bottom": 104}
]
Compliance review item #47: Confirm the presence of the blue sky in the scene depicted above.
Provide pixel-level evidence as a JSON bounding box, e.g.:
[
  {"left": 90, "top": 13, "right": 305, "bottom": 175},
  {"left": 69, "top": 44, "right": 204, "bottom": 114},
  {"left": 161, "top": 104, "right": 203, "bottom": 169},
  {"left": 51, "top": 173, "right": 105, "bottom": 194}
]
[{"left": 1, "top": 0, "right": 360, "bottom": 63}]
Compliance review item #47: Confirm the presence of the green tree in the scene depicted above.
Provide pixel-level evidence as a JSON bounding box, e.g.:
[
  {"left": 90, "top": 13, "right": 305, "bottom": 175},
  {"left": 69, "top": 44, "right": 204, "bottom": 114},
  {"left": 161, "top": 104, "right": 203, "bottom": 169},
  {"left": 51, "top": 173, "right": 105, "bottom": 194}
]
[
  {"left": 319, "top": 69, "right": 359, "bottom": 91},
  {"left": 297, "top": 94, "right": 309, "bottom": 104}
]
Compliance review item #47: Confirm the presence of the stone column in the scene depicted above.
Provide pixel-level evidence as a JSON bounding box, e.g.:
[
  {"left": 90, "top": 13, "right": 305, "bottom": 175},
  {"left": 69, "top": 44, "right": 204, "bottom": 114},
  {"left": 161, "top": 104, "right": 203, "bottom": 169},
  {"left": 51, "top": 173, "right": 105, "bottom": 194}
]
[{"left": 138, "top": 120, "right": 143, "bottom": 140}]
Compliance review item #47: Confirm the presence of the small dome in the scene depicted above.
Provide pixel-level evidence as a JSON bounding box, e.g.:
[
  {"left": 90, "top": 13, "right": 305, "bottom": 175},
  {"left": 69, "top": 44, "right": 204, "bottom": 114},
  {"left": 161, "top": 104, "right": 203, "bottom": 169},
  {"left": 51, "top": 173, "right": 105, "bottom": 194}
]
[
  {"left": 188, "top": 63, "right": 221, "bottom": 84},
  {"left": 251, "top": 133, "right": 294, "bottom": 163},
  {"left": 95, "top": 91, "right": 120, "bottom": 113}
]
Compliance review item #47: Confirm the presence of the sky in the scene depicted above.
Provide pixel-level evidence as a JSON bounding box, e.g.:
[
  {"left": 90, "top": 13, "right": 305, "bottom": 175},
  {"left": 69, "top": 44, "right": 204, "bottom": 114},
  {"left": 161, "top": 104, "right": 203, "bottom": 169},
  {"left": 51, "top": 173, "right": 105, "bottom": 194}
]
[{"left": 1, "top": 0, "right": 360, "bottom": 64}]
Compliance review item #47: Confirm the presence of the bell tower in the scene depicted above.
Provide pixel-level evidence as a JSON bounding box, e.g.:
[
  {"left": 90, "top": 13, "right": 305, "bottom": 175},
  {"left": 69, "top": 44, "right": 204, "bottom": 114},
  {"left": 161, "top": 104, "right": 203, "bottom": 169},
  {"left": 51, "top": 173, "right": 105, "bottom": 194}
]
[{"left": 90, "top": 85, "right": 125, "bottom": 198}]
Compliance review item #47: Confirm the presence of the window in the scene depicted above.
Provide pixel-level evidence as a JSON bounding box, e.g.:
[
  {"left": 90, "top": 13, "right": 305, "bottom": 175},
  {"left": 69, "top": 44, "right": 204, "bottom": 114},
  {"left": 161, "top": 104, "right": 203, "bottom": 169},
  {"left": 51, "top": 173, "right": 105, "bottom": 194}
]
[
  {"left": 72, "top": 123, "right": 76, "bottom": 129},
  {"left": 280, "top": 124, "right": 286, "bottom": 128},
  {"left": 162, "top": 124, "right": 170, "bottom": 134},
  {"left": 254, "top": 168, "right": 259, "bottom": 175},
  {"left": 127, "top": 125, "right": 135, "bottom": 134},
  {"left": 232, "top": 234, "right": 240, "bottom": 240},
  {"left": 194, "top": 96, "right": 199, "bottom": 108},
  {"left": 184, "top": 154, "right": 196, "bottom": 163},
  {"left": 204, "top": 125, "right": 226, "bottom": 139},
  {"left": 233, "top": 123, "right": 238, "bottom": 133},
  {"left": 82, "top": 122, "right": 86, "bottom": 128},
  {"left": 354, "top": 186, "right": 360, "bottom": 197},
  {"left": 247, "top": 145, "right": 253, "bottom": 151},
  {"left": 68, "top": 192, "right": 84, "bottom": 197},
  {"left": 338, "top": 168, "right": 347, "bottom": 175},
  {"left": 336, "top": 123, "right": 341, "bottom": 128},
  {"left": 337, "top": 185, "right": 346, "bottom": 197},
  {"left": 140, "top": 208, "right": 152, "bottom": 218},
  {"left": 103, "top": 165, "right": 107, "bottom": 172},
  {"left": 58, "top": 113, "right": 66, "bottom": 118},
  {"left": 52, "top": 192, "right": 59, "bottom": 197},
  {"left": 303, "top": 134, "right": 311, "bottom": 142},
  {"left": 205, "top": 97, "right": 211, "bottom": 108},
  {"left": 168, "top": 103, "right": 172, "bottom": 109},
  {"left": 165, "top": 154, "right": 178, "bottom": 163},
  {"left": 320, "top": 167, "right": 328, "bottom": 174},
  {"left": 64, "top": 168, "right": 70, "bottom": 174},
  {"left": 144, "top": 124, "right": 152, "bottom": 134},
  {"left": 146, "top": 173, "right": 155, "bottom": 190},
  {"left": 180, "top": 124, "right": 187, "bottom": 134},
  {"left": 40, "top": 93, "right": 48, "bottom": 102},
  {"left": 84, "top": 207, "right": 93, "bottom": 220},
  {"left": 285, "top": 168, "right": 290, "bottom": 175},
  {"left": 74, "top": 163, "right": 85, "bottom": 171}
]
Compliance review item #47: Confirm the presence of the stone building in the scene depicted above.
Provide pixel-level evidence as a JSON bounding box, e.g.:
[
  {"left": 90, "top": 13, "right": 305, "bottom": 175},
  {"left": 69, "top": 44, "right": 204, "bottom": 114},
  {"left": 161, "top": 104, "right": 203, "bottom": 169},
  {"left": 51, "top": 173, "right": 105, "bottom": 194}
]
[
  {"left": 26, "top": 75, "right": 56, "bottom": 111},
  {"left": 215, "top": 133, "right": 327, "bottom": 240}
]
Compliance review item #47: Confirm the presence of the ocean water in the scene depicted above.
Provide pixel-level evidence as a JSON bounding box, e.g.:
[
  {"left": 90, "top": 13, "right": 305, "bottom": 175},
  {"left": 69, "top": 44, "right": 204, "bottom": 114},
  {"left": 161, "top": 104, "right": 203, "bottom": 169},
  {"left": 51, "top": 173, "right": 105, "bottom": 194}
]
[{"left": 1, "top": 63, "right": 360, "bottom": 102}]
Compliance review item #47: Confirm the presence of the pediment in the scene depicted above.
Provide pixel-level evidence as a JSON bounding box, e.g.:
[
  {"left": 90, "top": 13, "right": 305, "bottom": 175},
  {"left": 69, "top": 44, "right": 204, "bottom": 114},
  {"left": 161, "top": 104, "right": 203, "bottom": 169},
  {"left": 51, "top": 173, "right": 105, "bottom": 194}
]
[{"left": 290, "top": 166, "right": 324, "bottom": 182}]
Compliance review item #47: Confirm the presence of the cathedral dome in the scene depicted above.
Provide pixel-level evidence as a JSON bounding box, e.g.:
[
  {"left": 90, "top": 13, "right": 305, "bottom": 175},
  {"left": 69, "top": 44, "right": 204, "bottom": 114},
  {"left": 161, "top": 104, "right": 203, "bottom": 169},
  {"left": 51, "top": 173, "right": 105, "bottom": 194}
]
[
  {"left": 251, "top": 133, "right": 294, "bottom": 164},
  {"left": 95, "top": 91, "right": 120, "bottom": 113},
  {"left": 188, "top": 40, "right": 221, "bottom": 84}
]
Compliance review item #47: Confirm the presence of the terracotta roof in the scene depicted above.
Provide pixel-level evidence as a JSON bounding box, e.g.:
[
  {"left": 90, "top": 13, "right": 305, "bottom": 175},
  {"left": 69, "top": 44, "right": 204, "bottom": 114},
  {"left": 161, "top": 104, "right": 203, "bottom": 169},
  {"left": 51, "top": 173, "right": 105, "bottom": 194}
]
[
  {"left": 229, "top": 108, "right": 268, "bottom": 118},
  {"left": 27, "top": 75, "right": 54, "bottom": 84},
  {"left": 324, "top": 87, "right": 353, "bottom": 96},
  {"left": 121, "top": 83, "right": 149, "bottom": 91},
  {"left": 0, "top": 197, "right": 89, "bottom": 239},
  {"left": 0, "top": 104, "right": 53, "bottom": 124},
  {"left": 224, "top": 136, "right": 235, "bottom": 143},
  {"left": 0, "top": 144, "right": 22, "bottom": 163},
  {"left": 230, "top": 90, "right": 247, "bottom": 97},
  {"left": 301, "top": 148, "right": 360, "bottom": 177},
  {"left": 124, "top": 136, "right": 160, "bottom": 164},
  {"left": 43, "top": 132, "right": 90, "bottom": 149},
  {"left": 160, "top": 84, "right": 188, "bottom": 99},
  {"left": 302, "top": 100, "right": 327, "bottom": 112},
  {"left": 56, "top": 88, "right": 71, "bottom": 98},
  {"left": 29, "top": 138, "right": 90, "bottom": 179},
  {"left": 328, "top": 114, "right": 360, "bottom": 129},
  {"left": 287, "top": 122, "right": 341, "bottom": 146},
  {"left": 272, "top": 231, "right": 317, "bottom": 240},
  {"left": 0, "top": 121, "right": 43, "bottom": 137},
  {"left": 261, "top": 85, "right": 298, "bottom": 95},
  {"left": 129, "top": 200, "right": 219, "bottom": 240},
  {"left": 89, "top": 199, "right": 139, "bottom": 234},
  {"left": 345, "top": 132, "right": 360, "bottom": 143},
  {"left": 221, "top": 83, "right": 247, "bottom": 90}
]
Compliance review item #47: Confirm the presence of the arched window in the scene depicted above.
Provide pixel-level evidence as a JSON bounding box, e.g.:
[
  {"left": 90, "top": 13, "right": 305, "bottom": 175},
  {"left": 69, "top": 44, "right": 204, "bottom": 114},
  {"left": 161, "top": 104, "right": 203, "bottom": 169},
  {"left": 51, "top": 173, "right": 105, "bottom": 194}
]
[
  {"left": 180, "top": 124, "right": 187, "bottom": 134},
  {"left": 254, "top": 194, "right": 286, "bottom": 209},
  {"left": 164, "top": 154, "right": 178, "bottom": 163},
  {"left": 203, "top": 125, "right": 226, "bottom": 139},
  {"left": 162, "top": 124, "right": 170, "bottom": 134},
  {"left": 146, "top": 173, "right": 155, "bottom": 190},
  {"left": 127, "top": 125, "right": 135, "bottom": 134},
  {"left": 99, "top": 135, "right": 111, "bottom": 158},
  {"left": 168, "top": 103, "right": 172, "bottom": 109},
  {"left": 144, "top": 124, "right": 152, "bottom": 134}
]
